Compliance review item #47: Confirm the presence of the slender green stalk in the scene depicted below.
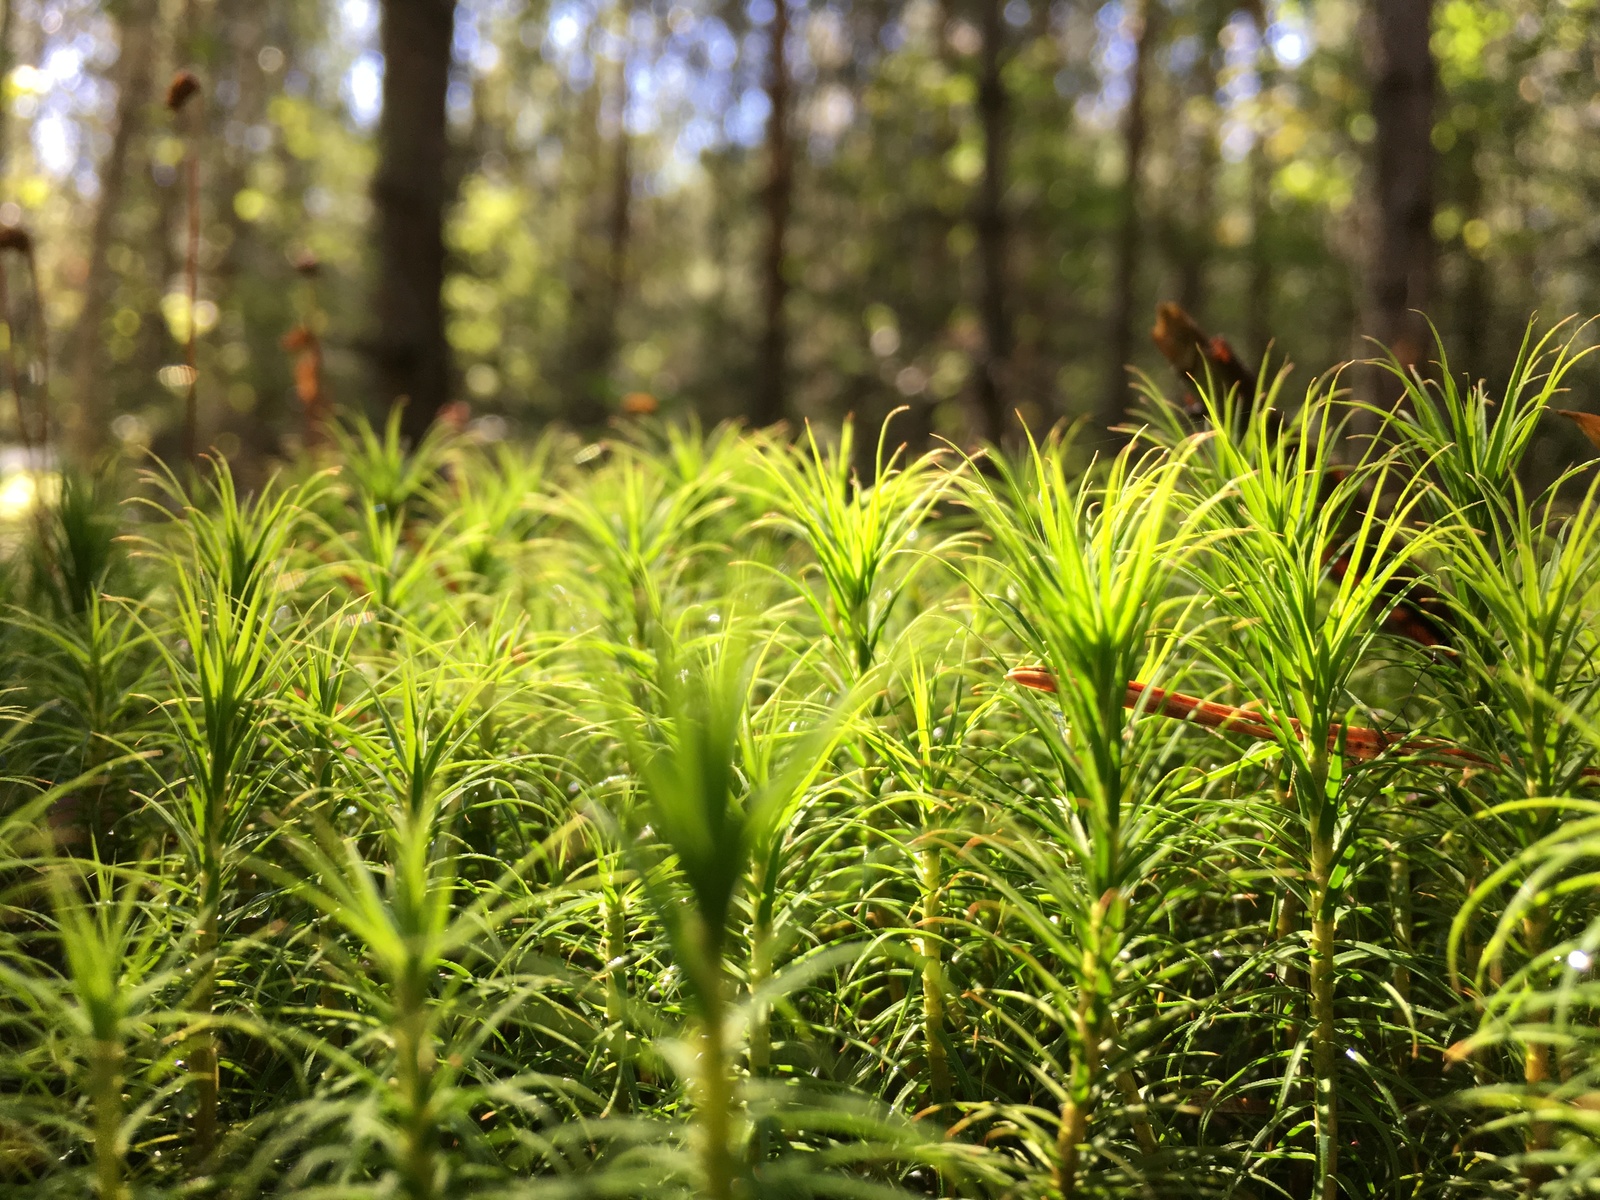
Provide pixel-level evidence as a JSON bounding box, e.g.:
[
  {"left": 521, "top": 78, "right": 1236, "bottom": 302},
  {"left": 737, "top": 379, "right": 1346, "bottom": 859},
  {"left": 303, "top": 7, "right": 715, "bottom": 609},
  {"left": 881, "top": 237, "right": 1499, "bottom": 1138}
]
[
  {"left": 87, "top": 1033, "right": 127, "bottom": 1200},
  {"left": 1388, "top": 845, "right": 1412, "bottom": 1011},
  {"left": 1054, "top": 891, "right": 1126, "bottom": 1199},
  {"left": 694, "top": 930, "right": 737, "bottom": 1200},
  {"left": 188, "top": 851, "right": 222, "bottom": 1159},
  {"left": 916, "top": 844, "right": 950, "bottom": 1107},
  {"left": 602, "top": 871, "right": 638, "bottom": 1112},
  {"left": 394, "top": 968, "right": 438, "bottom": 1200},
  {"left": 1520, "top": 903, "right": 1552, "bottom": 1181},
  {"left": 747, "top": 916, "right": 773, "bottom": 1076},
  {"left": 1309, "top": 823, "right": 1339, "bottom": 1200}
]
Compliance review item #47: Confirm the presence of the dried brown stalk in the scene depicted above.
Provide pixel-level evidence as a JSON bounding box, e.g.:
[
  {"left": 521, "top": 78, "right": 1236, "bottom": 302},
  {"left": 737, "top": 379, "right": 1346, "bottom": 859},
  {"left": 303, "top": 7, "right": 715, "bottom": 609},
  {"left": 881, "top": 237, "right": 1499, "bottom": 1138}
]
[{"left": 1005, "top": 666, "right": 1534, "bottom": 776}]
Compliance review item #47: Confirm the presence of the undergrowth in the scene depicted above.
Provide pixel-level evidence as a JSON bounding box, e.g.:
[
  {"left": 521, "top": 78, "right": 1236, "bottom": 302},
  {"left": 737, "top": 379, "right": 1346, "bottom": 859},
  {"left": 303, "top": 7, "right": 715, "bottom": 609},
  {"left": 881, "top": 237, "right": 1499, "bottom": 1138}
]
[{"left": 2, "top": 326, "right": 1600, "bottom": 1198}]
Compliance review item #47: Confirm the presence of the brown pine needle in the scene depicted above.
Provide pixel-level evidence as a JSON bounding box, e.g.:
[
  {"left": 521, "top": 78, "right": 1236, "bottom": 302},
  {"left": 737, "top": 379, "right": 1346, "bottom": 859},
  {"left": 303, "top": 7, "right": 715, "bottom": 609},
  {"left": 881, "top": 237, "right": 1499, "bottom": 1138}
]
[{"left": 1003, "top": 665, "right": 1585, "bottom": 777}]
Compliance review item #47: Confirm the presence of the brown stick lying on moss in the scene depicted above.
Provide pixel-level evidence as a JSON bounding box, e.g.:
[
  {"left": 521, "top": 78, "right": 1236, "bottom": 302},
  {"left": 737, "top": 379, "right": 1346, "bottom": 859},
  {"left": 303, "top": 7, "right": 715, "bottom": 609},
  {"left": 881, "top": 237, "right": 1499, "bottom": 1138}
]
[{"left": 1004, "top": 666, "right": 1571, "bottom": 776}]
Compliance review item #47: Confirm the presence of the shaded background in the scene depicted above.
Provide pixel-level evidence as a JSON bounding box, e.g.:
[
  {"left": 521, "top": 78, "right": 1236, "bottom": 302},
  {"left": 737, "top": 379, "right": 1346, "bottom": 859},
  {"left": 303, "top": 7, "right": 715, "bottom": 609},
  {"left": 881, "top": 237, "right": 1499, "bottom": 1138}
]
[{"left": 0, "top": 0, "right": 1595, "bottom": 474}]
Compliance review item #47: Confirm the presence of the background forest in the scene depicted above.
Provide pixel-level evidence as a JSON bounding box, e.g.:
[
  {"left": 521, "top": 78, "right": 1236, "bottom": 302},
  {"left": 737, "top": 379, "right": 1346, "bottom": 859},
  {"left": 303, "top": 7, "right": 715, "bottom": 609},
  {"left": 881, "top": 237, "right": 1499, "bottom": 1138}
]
[
  {"left": 9, "top": 3, "right": 1600, "bottom": 1200},
  {"left": 0, "top": 0, "right": 1594, "bottom": 466}
]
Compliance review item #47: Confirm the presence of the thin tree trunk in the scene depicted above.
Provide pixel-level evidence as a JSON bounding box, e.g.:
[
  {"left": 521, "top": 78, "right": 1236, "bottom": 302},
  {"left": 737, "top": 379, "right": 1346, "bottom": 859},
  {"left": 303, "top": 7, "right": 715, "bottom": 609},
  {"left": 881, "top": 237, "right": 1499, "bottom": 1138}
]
[
  {"left": 210, "top": 0, "right": 281, "bottom": 479},
  {"left": 561, "top": 53, "right": 603, "bottom": 412},
  {"left": 67, "top": 1, "right": 155, "bottom": 463},
  {"left": 601, "top": 115, "right": 631, "bottom": 371},
  {"left": 971, "top": 0, "right": 1010, "bottom": 445},
  {"left": 1245, "top": 4, "right": 1276, "bottom": 363},
  {"left": 1175, "top": 3, "right": 1224, "bottom": 319},
  {"left": 752, "top": 0, "right": 792, "bottom": 428},
  {"left": 1363, "top": 0, "right": 1435, "bottom": 373},
  {"left": 181, "top": 120, "right": 200, "bottom": 466},
  {"left": 1454, "top": 130, "right": 1488, "bottom": 386},
  {"left": 1100, "top": 0, "right": 1156, "bottom": 435},
  {"left": 373, "top": 0, "right": 456, "bottom": 443},
  {"left": 894, "top": 0, "right": 961, "bottom": 454},
  {"left": 0, "top": 0, "right": 15, "bottom": 172},
  {"left": 1246, "top": 153, "right": 1274, "bottom": 364},
  {"left": 571, "top": 33, "right": 632, "bottom": 415}
]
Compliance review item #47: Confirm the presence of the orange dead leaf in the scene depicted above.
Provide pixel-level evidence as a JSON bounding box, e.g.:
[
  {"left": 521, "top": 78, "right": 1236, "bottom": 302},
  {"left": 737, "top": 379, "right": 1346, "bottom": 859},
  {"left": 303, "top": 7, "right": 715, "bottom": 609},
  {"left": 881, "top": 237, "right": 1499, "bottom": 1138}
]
[
  {"left": 167, "top": 69, "right": 202, "bottom": 113},
  {"left": 1557, "top": 409, "right": 1600, "bottom": 453}
]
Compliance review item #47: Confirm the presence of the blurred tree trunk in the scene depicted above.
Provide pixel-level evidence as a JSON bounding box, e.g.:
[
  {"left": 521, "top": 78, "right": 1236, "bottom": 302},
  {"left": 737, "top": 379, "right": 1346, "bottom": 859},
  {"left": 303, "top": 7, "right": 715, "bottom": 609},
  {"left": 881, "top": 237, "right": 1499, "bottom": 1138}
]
[
  {"left": 1246, "top": 142, "right": 1274, "bottom": 366},
  {"left": 138, "top": 1, "right": 187, "bottom": 443},
  {"left": 569, "top": 22, "right": 632, "bottom": 418},
  {"left": 598, "top": 130, "right": 627, "bottom": 366},
  {"left": 0, "top": 0, "right": 15, "bottom": 171},
  {"left": 1174, "top": 3, "right": 1225, "bottom": 320},
  {"left": 1452, "top": 130, "right": 1488, "bottom": 386},
  {"left": 600, "top": 111, "right": 631, "bottom": 381},
  {"left": 702, "top": 149, "right": 740, "bottom": 420},
  {"left": 899, "top": 0, "right": 961, "bottom": 453},
  {"left": 1456, "top": 247, "right": 1488, "bottom": 394},
  {"left": 752, "top": 0, "right": 792, "bottom": 428},
  {"left": 970, "top": 0, "right": 1010, "bottom": 445},
  {"left": 210, "top": 0, "right": 281, "bottom": 478},
  {"left": 66, "top": 0, "right": 155, "bottom": 463},
  {"left": 1363, "top": 0, "right": 1434, "bottom": 374},
  {"left": 1246, "top": 3, "right": 1274, "bottom": 364},
  {"left": 562, "top": 56, "right": 603, "bottom": 405},
  {"left": 1100, "top": 0, "right": 1156, "bottom": 436},
  {"left": 373, "top": 0, "right": 455, "bottom": 442}
]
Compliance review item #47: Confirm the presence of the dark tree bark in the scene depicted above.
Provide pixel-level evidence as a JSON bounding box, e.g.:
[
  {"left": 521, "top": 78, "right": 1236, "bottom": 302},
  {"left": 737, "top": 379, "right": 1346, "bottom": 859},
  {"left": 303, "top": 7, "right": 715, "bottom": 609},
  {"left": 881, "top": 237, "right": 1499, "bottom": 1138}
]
[
  {"left": 67, "top": 0, "right": 155, "bottom": 462},
  {"left": 373, "top": 0, "right": 455, "bottom": 443},
  {"left": 1246, "top": 2, "right": 1275, "bottom": 364},
  {"left": 888, "top": 0, "right": 961, "bottom": 455},
  {"left": 569, "top": 34, "right": 632, "bottom": 417},
  {"left": 1245, "top": 141, "right": 1274, "bottom": 366},
  {"left": 600, "top": 114, "right": 631, "bottom": 374},
  {"left": 1454, "top": 131, "right": 1488, "bottom": 386},
  {"left": 0, "top": 0, "right": 15, "bottom": 172},
  {"left": 752, "top": 0, "right": 792, "bottom": 428},
  {"left": 1364, "top": 0, "right": 1435, "bottom": 372},
  {"left": 1100, "top": 0, "right": 1156, "bottom": 435},
  {"left": 970, "top": 0, "right": 1010, "bottom": 446},
  {"left": 1174, "top": 2, "right": 1226, "bottom": 320}
]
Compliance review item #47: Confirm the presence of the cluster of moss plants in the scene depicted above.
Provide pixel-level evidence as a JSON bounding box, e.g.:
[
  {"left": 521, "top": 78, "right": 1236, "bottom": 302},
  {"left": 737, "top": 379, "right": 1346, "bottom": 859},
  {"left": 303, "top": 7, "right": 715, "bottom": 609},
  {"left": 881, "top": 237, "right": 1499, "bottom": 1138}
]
[{"left": 2, "top": 329, "right": 1600, "bottom": 1198}]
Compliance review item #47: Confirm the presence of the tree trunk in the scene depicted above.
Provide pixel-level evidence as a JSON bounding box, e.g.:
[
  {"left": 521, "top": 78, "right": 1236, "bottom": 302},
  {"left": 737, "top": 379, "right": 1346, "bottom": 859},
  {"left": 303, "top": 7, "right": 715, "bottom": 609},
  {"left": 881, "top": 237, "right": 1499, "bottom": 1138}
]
[
  {"left": 66, "top": 0, "right": 155, "bottom": 463},
  {"left": 569, "top": 30, "right": 632, "bottom": 418},
  {"left": 1175, "top": 3, "right": 1224, "bottom": 320},
  {"left": 1246, "top": 49, "right": 1275, "bottom": 363},
  {"left": 373, "top": 0, "right": 455, "bottom": 444},
  {"left": 562, "top": 56, "right": 603, "bottom": 412},
  {"left": 601, "top": 108, "right": 631, "bottom": 377},
  {"left": 1363, "top": 0, "right": 1434, "bottom": 372},
  {"left": 752, "top": 0, "right": 792, "bottom": 428},
  {"left": 971, "top": 0, "right": 1010, "bottom": 445},
  {"left": 1100, "top": 0, "right": 1156, "bottom": 436},
  {"left": 0, "top": 0, "right": 15, "bottom": 172},
  {"left": 1453, "top": 130, "right": 1488, "bottom": 386}
]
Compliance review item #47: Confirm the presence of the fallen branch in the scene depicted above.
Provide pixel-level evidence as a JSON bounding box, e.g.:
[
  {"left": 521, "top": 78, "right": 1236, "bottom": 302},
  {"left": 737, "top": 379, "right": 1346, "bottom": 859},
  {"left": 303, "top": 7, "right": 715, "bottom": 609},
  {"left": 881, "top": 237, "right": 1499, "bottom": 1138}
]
[{"left": 1005, "top": 666, "right": 1496, "bottom": 772}]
